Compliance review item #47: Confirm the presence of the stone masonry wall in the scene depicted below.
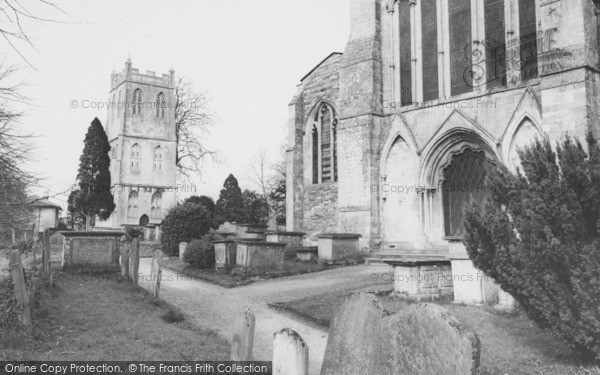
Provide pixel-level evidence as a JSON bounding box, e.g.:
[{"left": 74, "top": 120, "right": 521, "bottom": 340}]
[{"left": 287, "top": 53, "right": 341, "bottom": 237}]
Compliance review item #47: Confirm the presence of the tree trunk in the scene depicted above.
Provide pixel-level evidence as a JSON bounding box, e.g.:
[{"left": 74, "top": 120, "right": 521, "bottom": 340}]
[{"left": 85, "top": 213, "right": 92, "bottom": 231}]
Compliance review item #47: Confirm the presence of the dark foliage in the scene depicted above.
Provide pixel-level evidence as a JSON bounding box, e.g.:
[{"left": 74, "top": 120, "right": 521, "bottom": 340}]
[
  {"left": 464, "top": 132, "right": 600, "bottom": 362},
  {"left": 183, "top": 195, "right": 215, "bottom": 215},
  {"left": 160, "top": 202, "right": 212, "bottom": 256},
  {"left": 242, "top": 189, "right": 269, "bottom": 225},
  {"left": 214, "top": 174, "right": 247, "bottom": 225},
  {"left": 70, "top": 118, "right": 115, "bottom": 228},
  {"left": 182, "top": 235, "right": 216, "bottom": 269}
]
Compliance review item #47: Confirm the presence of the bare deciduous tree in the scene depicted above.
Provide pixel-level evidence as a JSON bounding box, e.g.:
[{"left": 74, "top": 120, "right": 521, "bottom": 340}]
[
  {"left": 175, "top": 77, "right": 216, "bottom": 181},
  {"left": 0, "top": 0, "right": 65, "bottom": 66},
  {"left": 0, "top": 0, "right": 63, "bottom": 238},
  {"left": 247, "top": 148, "right": 270, "bottom": 197},
  {"left": 246, "top": 147, "right": 287, "bottom": 227},
  {"left": 0, "top": 95, "right": 36, "bottom": 236}
]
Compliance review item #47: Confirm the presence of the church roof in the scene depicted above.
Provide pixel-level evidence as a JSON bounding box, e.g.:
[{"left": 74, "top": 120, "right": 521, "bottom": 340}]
[
  {"left": 300, "top": 52, "right": 343, "bottom": 82},
  {"left": 28, "top": 195, "right": 62, "bottom": 209}
]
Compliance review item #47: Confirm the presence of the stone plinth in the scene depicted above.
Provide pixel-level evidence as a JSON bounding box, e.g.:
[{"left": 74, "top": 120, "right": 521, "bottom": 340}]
[
  {"left": 294, "top": 246, "right": 318, "bottom": 261},
  {"left": 317, "top": 233, "right": 361, "bottom": 261},
  {"left": 211, "top": 231, "right": 236, "bottom": 241},
  {"left": 213, "top": 240, "right": 237, "bottom": 273},
  {"left": 244, "top": 229, "right": 267, "bottom": 240},
  {"left": 265, "top": 231, "right": 305, "bottom": 260},
  {"left": 60, "top": 231, "right": 124, "bottom": 266},
  {"left": 235, "top": 223, "right": 268, "bottom": 238},
  {"left": 235, "top": 240, "right": 287, "bottom": 273},
  {"left": 383, "top": 259, "right": 453, "bottom": 301}
]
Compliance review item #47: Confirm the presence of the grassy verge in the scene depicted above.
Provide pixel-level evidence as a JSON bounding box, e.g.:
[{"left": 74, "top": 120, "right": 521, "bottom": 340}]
[
  {"left": 0, "top": 266, "right": 229, "bottom": 361},
  {"left": 271, "top": 290, "right": 600, "bottom": 375},
  {"left": 162, "top": 256, "right": 364, "bottom": 288}
]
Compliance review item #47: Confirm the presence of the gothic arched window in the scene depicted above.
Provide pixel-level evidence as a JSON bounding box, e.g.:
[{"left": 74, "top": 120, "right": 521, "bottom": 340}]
[
  {"left": 131, "top": 143, "right": 141, "bottom": 172},
  {"left": 133, "top": 88, "right": 142, "bottom": 114},
  {"left": 153, "top": 146, "right": 163, "bottom": 171},
  {"left": 156, "top": 92, "right": 165, "bottom": 118},
  {"left": 127, "top": 190, "right": 139, "bottom": 218},
  {"left": 151, "top": 191, "right": 162, "bottom": 218},
  {"left": 311, "top": 103, "right": 338, "bottom": 184}
]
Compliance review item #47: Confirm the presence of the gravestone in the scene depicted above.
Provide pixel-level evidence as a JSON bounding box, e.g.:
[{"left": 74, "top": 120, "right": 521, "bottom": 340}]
[
  {"left": 129, "top": 239, "right": 140, "bottom": 287},
  {"left": 321, "top": 293, "right": 481, "bottom": 375},
  {"left": 231, "top": 309, "right": 255, "bottom": 361},
  {"left": 272, "top": 328, "right": 309, "bottom": 375},
  {"left": 373, "top": 304, "right": 481, "bottom": 375},
  {"left": 10, "top": 250, "right": 32, "bottom": 326},
  {"left": 178, "top": 242, "right": 188, "bottom": 260},
  {"left": 320, "top": 293, "right": 383, "bottom": 375},
  {"left": 149, "top": 250, "right": 164, "bottom": 300}
]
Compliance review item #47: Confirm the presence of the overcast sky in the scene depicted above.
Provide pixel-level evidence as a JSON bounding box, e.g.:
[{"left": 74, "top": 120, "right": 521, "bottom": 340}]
[{"left": 4, "top": 0, "right": 349, "bottom": 209}]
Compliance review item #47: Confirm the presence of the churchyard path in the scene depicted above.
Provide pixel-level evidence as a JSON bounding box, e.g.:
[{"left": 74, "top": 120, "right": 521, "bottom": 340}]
[{"left": 138, "top": 259, "right": 389, "bottom": 375}]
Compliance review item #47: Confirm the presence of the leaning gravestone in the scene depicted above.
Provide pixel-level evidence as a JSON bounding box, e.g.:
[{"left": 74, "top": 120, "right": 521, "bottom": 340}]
[
  {"left": 320, "top": 293, "right": 481, "bottom": 375},
  {"left": 320, "top": 293, "right": 384, "bottom": 375}
]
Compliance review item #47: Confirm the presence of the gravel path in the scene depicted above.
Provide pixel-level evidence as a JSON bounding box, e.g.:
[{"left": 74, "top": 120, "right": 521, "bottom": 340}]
[{"left": 138, "top": 259, "right": 390, "bottom": 375}]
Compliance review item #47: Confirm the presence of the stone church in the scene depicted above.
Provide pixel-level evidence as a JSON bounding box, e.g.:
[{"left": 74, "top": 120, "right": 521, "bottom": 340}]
[
  {"left": 95, "top": 59, "right": 177, "bottom": 233},
  {"left": 287, "top": 0, "right": 599, "bottom": 303}
]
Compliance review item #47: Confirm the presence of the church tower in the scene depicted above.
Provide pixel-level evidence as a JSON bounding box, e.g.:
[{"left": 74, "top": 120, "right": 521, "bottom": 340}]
[{"left": 97, "top": 59, "right": 177, "bottom": 229}]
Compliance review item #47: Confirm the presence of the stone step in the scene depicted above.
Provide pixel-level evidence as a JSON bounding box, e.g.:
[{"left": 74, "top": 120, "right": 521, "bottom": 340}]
[{"left": 364, "top": 253, "right": 448, "bottom": 265}]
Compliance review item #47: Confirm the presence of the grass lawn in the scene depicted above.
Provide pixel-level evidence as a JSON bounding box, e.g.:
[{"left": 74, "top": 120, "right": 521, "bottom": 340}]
[
  {"left": 0, "top": 266, "right": 229, "bottom": 361},
  {"left": 162, "top": 256, "right": 364, "bottom": 288},
  {"left": 271, "top": 290, "right": 600, "bottom": 375}
]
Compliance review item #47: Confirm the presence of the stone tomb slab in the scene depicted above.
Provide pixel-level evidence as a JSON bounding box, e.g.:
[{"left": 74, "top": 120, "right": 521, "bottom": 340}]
[
  {"left": 294, "top": 246, "right": 318, "bottom": 261},
  {"left": 60, "top": 231, "right": 124, "bottom": 266},
  {"left": 317, "top": 233, "right": 361, "bottom": 261},
  {"left": 265, "top": 231, "right": 305, "bottom": 260},
  {"left": 320, "top": 292, "right": 481, "bottom": 375},
  {"left": 383, "top": 258, "right": 453, "bottom": 301},
  {"left": 213, "top": 239, "right": 237, "bottom": 273},
  {"left": 235, "top": 240, "right": 286, "bottom": 272},
  {"left": 235, "top": 223, "right": 268, "bottom": 238}
]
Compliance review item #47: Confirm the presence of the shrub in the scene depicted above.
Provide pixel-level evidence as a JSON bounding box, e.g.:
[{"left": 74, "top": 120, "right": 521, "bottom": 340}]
[
  {"left": 214, "top": 174, "right": 247, "bottom": 226},
  {"left": 161, "top": 203, "right": 212, "bottom": 256},
  {"left": 182, "top": 235, "right": 215, "bottom": 269},
  {"left": 125, "top": 226, "right": 144, "bottom": 241},
  {"left": 464, "top": 133, "right": 600, "bottom": 362}
]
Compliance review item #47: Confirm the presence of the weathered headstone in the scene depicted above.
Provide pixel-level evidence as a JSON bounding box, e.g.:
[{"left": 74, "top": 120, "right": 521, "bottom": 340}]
[
  {"left": 231, "top": 309, "right": 255, "bottom": 361},
  {"left": 373, "top": 303, "right": 481, "bottom": 375},
  {"left": 42, "top": 229, "right": 51, "bottom": 275},
  {"left": 320, "top": 293, "right": 384, "bottom": 375},
  {"left": 320, "top": 292, "right": 481, "bottom": 375},
  {"left": 129, "top": 238, "right": 140, "bottom": 287},
  {"left": 120, "top": 245, "right": 130, "bottom": 279},
  {"left": 178, "top": 242, "right": 188, "bottom": 260},
  {"left": 273, "top": 328, "right": 309, "bottom": 375},
  {"left": 149, "top": 250, "right": 164, "bottom": 300},
  {"left": 10, "top": 250, "right": 32, "bottom": 326}
]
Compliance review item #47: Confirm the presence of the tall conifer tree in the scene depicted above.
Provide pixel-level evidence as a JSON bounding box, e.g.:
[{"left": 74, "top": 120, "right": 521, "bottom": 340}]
[
  {"left": 214, "top": 174, "right": 247, "bottom": 225},
  {"left": 70, "top": 118, "right": 115, "bottom": 229}
]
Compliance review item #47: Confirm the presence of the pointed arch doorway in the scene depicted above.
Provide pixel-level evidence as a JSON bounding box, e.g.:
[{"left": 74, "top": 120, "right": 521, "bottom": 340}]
[{"left": 139, "top": 214, "right": 149, "bottom": 227}]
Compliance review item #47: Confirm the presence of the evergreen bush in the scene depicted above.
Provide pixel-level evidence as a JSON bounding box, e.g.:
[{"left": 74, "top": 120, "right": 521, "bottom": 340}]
[
  {"left": 182, "top": 235, "right": 215, "bottom": 269},
  {"left": 161, "top": 203, "right": 212, "bottom": 256},
  {"left": 464, "top": 133, "right": 600, "bottom": 362}
]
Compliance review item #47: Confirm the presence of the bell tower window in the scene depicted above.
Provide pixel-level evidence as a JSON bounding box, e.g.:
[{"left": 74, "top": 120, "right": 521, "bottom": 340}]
[
  {"left": 133, "top": 88, "right": 142, "bottom": 115},
  {"left": 156, "top": 92, "right": 165, "bottom": 118}
]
